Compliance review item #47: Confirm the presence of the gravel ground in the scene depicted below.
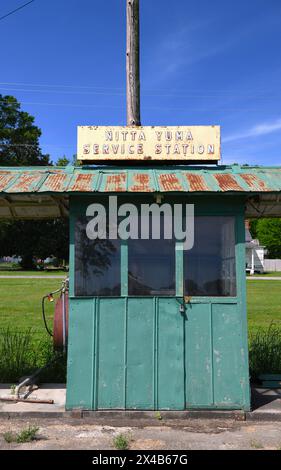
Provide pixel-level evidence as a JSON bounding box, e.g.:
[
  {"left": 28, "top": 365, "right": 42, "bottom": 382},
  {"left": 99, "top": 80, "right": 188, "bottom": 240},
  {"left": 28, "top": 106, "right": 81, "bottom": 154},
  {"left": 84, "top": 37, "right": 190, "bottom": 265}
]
[{"left": 0, "top": 418, "right": 281, "bottom": 450}]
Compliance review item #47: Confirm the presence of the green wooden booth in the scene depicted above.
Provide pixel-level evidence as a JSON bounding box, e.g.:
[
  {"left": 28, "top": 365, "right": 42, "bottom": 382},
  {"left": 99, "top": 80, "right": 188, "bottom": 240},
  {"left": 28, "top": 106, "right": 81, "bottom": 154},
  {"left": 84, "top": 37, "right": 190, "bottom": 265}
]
[{"left": 1, "top": 164, "right": 281, "bottom": 411}]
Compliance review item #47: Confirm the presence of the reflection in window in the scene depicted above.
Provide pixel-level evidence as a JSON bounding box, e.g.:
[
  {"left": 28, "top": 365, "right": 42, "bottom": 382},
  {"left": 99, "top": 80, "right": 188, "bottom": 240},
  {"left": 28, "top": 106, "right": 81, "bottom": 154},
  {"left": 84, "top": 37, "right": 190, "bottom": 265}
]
[
  {"left": 128, "top": 239, "right": 175, "bottom": 296},
  {"left": 184, "top": 217, "right": 236, "bottom": 297},
  {"left": 75, "top": 217, "right": 121, "bottom": 296}
]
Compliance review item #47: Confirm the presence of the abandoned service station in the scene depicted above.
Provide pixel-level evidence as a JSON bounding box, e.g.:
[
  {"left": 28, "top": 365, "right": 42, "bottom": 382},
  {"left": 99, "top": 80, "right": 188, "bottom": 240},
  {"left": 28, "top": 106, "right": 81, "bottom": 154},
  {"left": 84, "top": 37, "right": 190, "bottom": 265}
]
[{"left": 1, "top": 124, "right": 281, "bottom": 412}]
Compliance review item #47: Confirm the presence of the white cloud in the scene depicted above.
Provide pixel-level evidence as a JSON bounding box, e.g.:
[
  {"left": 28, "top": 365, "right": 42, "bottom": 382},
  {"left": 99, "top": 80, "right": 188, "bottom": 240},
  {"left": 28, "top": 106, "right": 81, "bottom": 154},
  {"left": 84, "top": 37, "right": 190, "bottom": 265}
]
[{"left": 223, "top": 119, "right": 281, "bottom": 143}]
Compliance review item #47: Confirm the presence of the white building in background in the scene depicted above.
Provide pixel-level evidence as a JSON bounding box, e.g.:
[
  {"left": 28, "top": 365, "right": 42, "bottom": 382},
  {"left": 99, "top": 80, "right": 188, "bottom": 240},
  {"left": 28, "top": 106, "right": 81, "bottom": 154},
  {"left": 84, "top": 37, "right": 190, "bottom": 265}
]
[{"left": 245, "top": 221, "right": 266, "bottom": 274}]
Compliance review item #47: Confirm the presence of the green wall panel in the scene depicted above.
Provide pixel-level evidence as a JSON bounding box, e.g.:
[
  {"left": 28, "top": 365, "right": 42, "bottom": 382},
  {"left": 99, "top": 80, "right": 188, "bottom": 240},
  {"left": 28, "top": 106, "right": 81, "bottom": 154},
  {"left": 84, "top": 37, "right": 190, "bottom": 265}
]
[
  {"left": 157, "top": 299, "right": 185, "bottom": 410},
  {"left": 66, "top": 299, "right": 95, "bottom": 410},
  {"left": 212, "top": 303, "right": 243, "bottom": 406},
  {"left": 185, "top": 303, "right": 213, "bottom": 407},
  {"left": 97, "top": 298, "right": 126, "bottom": 409},
  {"left": 126, "top": 298, "right": 154, "bottom": 409}
]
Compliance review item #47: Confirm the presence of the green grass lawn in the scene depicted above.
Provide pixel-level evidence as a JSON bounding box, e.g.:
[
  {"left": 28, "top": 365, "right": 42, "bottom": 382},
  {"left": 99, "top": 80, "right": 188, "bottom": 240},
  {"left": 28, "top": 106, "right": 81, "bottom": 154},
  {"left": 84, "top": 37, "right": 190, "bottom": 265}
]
[
  {"left": 247, "top": 280, "right": 281, "bottom": 332},
  {"left": 0, "top": 278, "right": 63, "bottom": 336},
  {"left": 0, "top": 270, "right": 66, "bottom": 276}
]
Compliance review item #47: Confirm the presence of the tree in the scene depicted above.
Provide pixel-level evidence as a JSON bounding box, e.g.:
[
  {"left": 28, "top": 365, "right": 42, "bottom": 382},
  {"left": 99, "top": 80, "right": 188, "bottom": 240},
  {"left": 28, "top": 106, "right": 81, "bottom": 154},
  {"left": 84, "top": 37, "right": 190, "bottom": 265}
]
[
  {"left": 0, "top": 219, "right": 69, "bottom": 269},
  {"left": 0, "top": 96, "right": 68, "bottom": 269},
  {"left": 57, "top": 156, "right": 70, "bottom": 166},
  {"left": 56, "top": 154, "right": 78, "bottom": 166},
  {"left": 249, "top": 219, "right": 258, "bottom": 239},
  {"left": 255, "top": 218, "right": 281, "bottom": 259},
  {"left": 0, "top": 95, "right": 50, "bottom": 166}
]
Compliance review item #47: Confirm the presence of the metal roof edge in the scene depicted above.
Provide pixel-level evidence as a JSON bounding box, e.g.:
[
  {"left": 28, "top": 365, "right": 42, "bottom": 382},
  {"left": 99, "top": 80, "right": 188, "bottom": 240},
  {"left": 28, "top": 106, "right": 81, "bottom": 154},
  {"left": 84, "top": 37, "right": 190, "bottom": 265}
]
[{"left": 1, "top": 164, "right": 281, "bottom": 172}]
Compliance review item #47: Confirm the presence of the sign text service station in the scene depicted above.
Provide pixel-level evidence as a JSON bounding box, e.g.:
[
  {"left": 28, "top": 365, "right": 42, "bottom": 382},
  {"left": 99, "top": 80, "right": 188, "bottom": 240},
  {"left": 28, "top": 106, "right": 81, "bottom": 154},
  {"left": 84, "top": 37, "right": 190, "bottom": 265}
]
[{"left": 78, "top": 126, "right": 220, "bottom": 163}]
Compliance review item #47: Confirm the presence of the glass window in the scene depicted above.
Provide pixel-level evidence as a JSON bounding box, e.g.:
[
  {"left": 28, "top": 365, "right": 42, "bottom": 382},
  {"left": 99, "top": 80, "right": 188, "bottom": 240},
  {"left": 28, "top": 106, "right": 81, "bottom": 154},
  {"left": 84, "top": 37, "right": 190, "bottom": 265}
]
[
  {"left": 75, "top": 217, "right": 121, "bottom": 296},
  {"left": 184, "top": 216, "right": 236, "bottom": 297},
  {"left": 128, "top": 238, "right": 175, "bottom": 296}
]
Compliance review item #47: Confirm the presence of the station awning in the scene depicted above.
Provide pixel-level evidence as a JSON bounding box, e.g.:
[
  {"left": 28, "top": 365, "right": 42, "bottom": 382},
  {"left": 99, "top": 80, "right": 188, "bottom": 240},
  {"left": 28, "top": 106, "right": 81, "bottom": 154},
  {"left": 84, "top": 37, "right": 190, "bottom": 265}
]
[{"left": 1, "top": 164, "right": 281, "bottom": 219}]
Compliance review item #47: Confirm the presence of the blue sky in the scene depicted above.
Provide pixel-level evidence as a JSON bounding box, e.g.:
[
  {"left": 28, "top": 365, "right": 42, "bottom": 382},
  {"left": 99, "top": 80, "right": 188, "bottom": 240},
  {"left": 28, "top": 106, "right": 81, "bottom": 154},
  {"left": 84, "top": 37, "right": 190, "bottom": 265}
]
[{"left": 0, "top": 0, "right": 281, "bottom": 165}]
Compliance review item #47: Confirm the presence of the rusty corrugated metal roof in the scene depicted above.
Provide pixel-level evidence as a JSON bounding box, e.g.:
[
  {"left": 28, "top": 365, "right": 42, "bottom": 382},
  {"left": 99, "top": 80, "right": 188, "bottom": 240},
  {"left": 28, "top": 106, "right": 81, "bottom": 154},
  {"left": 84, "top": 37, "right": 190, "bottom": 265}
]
[{"left": 1, "top": 165, "right": 281, "bottom": 194}]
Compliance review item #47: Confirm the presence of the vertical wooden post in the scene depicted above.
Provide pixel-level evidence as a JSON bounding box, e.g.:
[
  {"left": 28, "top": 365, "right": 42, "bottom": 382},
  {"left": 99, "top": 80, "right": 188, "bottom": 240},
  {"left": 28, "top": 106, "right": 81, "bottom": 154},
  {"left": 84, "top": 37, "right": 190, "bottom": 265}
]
[{"left": 126, "top": 0, "right": 141, "bottom": 126}]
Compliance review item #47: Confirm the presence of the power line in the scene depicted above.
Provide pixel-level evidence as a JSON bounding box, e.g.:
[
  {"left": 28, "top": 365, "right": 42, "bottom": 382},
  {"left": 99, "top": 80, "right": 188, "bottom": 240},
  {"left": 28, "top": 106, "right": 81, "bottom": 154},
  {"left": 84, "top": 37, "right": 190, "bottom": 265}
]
[
  {"left": 0, "top": 81, "right": 279, "bottom": 97},
  {"left": 0, "top": 81, "right": 124, "bottom": 91},
  {"left": 1, "top": 143, "right": 74, "bottom": 149},
  {"left": 1, "top": 86, "right": 281, "bottom": 101},
  {"left": 0, "top": 0, "right": 35, "bottom": 22},
  {"left": 0, "top": 98, "right": 273, "bottom": 112}
]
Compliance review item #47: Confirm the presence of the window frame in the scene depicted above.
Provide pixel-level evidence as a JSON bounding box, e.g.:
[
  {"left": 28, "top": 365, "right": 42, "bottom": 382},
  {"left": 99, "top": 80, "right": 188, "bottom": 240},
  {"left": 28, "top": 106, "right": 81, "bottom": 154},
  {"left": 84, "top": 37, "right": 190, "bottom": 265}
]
[{"left": 71, "top": 200, "right": 240, "bottom": 300}]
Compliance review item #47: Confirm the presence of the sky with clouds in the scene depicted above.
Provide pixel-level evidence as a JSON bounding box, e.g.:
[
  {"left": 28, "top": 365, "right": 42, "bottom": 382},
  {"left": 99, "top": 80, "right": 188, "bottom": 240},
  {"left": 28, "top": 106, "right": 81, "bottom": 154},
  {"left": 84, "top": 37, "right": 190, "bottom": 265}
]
[{"left": 0, "top": 0, "right": 281, "bottom": 165}]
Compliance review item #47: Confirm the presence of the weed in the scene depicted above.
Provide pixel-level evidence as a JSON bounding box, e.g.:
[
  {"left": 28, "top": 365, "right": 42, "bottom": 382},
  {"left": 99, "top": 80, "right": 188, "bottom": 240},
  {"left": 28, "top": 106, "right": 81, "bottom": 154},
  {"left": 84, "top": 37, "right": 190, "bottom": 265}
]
[
  {"left": 16, "top": 426, "right": 39, "bottom": 443},
  {"left": 3, "top": 426, "right": 39, "bottom": 444},
  {"left": 249, "top": 323, "right": 281, "bottom": 380},
  {"left": 0, "top": 328, "right": 33, "bottom": 382},
  {"left": 155, "top": 411, "right": 162, "bottom": 420},
  {"left": 3, "top": 432, "right": 17, "bottom": 443},
  {"left": 10, "top": 384, "right": 16, "bottom": 395},
  {"left": 250, "top": 440, "right": 264, "bottom": 449},
  {"left": 113, "top": 433, "right": 129, "bottom": 450},
  {"left": 0, "top": 328, "right": 66, "bottom": 383}
]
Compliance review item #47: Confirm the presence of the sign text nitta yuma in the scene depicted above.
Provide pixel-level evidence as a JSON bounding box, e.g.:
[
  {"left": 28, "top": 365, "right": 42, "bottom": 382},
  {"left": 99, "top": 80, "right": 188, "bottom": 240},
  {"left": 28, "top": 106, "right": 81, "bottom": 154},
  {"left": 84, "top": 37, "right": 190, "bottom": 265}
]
[{"left": 77, "top": 125, "right": 221, "bottom": 163}]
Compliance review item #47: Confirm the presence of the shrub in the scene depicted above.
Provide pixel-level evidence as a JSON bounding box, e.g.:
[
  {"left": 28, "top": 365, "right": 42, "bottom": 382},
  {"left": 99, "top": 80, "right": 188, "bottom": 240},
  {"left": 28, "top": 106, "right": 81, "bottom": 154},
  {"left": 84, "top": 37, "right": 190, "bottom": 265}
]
[
  {"left": 0, "top": 328, "right": 34, "bottom": 382},
  {"left": 3, "top": 426, "right": 39, "bottom": 444},
  {"left": 0, "top": 328, "right": 66, "bottom": 383},
  {"left": 16, "top": 426, "right": 39, "bottom": 443},
  {"left": 113, "top": 434, "right": 129, "bottom": 450},
  {"left": 249, "top": 323, "right": 281, "bottom": 380}
]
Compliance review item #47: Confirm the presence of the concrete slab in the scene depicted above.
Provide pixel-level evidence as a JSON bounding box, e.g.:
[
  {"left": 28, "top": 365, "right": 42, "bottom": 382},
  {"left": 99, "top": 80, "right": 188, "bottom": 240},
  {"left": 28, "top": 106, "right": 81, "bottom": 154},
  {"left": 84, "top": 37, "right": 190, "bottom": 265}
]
[
  {"left": 248, "top": 387, "right": 281, "bottom": 421},
  {"left": 0, "top": 384, "right": 65, "bottom": 416},
  {"left": 0, "top": 385, "right": 281, "bottom": 422},
  {"left": 247, "top": 276, "right": 281, "bottom": 280}
]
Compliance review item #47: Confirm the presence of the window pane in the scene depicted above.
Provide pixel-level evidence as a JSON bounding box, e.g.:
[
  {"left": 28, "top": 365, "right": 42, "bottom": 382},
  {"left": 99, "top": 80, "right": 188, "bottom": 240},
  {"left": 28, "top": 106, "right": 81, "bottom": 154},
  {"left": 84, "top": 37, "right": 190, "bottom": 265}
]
[
  {"left": 128, "top": 239, "right": 175, "bottom": 296},
  {"left": 75, "top": 217, "right": 121, "bottom": 296},
  {"left": 184, "top": 217, "right": 236, "bottom": 296}
]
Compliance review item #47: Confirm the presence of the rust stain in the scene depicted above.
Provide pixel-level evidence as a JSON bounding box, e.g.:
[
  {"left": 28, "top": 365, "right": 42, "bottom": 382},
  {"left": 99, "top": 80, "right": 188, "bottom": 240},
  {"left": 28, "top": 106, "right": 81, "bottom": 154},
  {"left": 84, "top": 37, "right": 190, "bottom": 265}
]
[
  {"left": 70, "top": 174, "right": 93, "bottom": 192},
  {"left": 158, "top": 173, "right": 183, "bottom": 191},
  {"left": 105, "top": 173, "right": 127, "bottom": 192},
  {"left": 0, "top": 174, "right": 16, "bottom": 192},
  {"left": 43, "top": 174, "right": 68, "bottom": 192},
  {"left": 239, "top": 173, "right": 269, "bottom": 192},
  {"left": 186, "top": 173, "right": 209, "bottom": 192},
  {"left": 214, "top": 174, "right": 244, "bottom": 191},
  {"left": 7, "top": 173, "right": 43, "bottom": 193},
  {"left": 130, "top": 173, "right": 152, "bottom": 192}
]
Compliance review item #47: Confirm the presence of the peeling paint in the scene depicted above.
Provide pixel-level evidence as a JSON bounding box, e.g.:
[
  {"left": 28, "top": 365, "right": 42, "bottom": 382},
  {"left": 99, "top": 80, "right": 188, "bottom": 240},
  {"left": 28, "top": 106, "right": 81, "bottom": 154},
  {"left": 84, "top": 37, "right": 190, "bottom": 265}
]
[
  {"left": 240, "top": 173, "right": 269, "bottom": 192},
  {"left": 0, "top": 174, "right": 16, "bottom": 191},
  {"left": 130, "top": 173, "right": 152, "bottom": 192},
  {"left": 69, "top": 174, "right": 94, "bottom": 192},
  {"left": 105, "top": 173, "right": 127, "bottom": 192},
  {"left": 6, "top": 173, "right": 43, "bottom": 193},
  {"left": 214, "top": 174, "right": 244, "bottom": 192},
  {"left": 158, "top": 173, "right": 183, "bottom": 191},
  {"left": 43, "top": 174, "right": 68, "bottom": 192},
  {"left": 186, "top": 173, "right": 209, "bottom": 192}
]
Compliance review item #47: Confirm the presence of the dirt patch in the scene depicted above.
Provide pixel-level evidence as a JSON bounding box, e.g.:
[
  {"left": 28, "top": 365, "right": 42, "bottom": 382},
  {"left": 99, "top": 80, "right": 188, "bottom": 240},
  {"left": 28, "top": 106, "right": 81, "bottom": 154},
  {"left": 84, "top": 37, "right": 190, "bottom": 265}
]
[{"left": 0, "top": 417, "right": 281, "bottom": 450}]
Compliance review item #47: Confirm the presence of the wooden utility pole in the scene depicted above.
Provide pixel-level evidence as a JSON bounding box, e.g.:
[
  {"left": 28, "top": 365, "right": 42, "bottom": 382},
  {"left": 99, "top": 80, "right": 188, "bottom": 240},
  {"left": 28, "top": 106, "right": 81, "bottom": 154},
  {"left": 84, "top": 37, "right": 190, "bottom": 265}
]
[{"left": 126, "top": 0, "right": 141, "bottom": 126}]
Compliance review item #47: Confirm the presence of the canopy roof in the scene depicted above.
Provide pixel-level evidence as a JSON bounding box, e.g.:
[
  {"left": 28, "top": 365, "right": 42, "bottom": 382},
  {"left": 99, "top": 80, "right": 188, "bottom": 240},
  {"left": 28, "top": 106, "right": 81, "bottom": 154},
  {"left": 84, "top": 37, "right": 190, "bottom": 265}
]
[{"left": 1, "top": 164, "right": 281, "bottom": 219}]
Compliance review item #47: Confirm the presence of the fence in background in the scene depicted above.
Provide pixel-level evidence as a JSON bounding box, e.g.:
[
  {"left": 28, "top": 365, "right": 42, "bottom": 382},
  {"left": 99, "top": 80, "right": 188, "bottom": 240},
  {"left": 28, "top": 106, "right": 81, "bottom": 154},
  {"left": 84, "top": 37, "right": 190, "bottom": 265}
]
[{"left": 264, "top": 259, "right": 281, "bottom": 272}]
